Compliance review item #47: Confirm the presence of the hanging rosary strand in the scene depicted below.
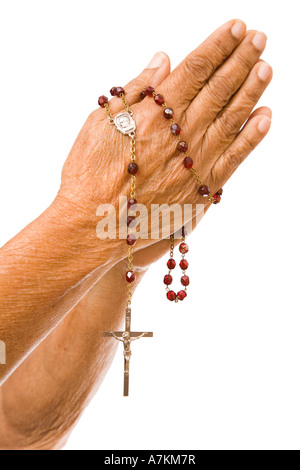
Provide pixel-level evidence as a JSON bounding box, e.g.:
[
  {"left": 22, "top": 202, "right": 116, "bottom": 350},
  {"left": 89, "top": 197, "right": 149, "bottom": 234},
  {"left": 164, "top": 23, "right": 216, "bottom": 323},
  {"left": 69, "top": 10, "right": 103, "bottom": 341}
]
[{"left": 164, "top": 228, "right": 190, "bottom": 302}]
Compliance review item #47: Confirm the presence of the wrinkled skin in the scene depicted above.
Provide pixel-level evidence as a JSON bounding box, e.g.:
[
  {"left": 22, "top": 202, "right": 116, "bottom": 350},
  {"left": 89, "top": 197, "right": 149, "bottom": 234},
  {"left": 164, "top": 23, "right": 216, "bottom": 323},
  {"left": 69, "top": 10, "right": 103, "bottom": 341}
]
[{"left": 0, "top": 20, "right": 272, "bottom": 450}]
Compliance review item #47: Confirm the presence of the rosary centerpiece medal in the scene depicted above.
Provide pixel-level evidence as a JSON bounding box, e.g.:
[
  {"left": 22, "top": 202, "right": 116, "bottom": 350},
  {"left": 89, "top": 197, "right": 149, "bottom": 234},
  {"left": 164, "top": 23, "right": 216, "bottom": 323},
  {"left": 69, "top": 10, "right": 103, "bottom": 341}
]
[{"left": 114, "top": 112, "right": 136, "bottom": 136}]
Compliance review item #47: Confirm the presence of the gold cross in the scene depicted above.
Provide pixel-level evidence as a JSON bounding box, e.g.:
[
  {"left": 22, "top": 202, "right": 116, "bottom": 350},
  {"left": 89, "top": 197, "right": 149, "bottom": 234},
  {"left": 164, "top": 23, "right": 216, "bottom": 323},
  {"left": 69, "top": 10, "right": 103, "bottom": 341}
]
[{"left": 102, "top": 307, "right": 153, "bottom": 397}]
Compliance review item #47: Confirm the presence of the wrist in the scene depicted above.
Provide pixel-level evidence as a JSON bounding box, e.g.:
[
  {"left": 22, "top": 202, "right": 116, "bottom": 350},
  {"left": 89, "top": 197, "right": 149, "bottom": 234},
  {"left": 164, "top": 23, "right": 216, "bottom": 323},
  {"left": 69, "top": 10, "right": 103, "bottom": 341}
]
[{"left": 49, "top": 193, "right": 125, "bottom": 273}]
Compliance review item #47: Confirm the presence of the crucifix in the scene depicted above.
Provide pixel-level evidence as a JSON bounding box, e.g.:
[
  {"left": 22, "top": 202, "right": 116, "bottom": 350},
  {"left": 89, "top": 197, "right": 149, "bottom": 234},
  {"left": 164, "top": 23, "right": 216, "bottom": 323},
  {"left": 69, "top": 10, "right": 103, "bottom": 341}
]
[{"left": 102, "top": 307, "right": 153, "bottom": 397}]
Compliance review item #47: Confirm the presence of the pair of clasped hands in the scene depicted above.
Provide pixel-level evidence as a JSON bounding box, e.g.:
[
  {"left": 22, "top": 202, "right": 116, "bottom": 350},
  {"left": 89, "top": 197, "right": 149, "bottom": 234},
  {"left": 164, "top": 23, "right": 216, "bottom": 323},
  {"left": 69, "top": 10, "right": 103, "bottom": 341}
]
[
  {"left": 61, "top": 19, "right": 272, "bottom": 266},
  {"left": 0, "top": 20, "right": 272, "bottom": 450}
]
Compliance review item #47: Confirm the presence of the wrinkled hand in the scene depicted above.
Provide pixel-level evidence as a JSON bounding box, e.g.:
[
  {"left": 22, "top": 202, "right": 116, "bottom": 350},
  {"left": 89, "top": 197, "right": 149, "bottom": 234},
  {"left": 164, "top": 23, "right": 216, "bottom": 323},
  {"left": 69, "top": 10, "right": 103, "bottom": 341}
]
[{"left": 57, "top": 19, "right": 272, "bottom": 264}]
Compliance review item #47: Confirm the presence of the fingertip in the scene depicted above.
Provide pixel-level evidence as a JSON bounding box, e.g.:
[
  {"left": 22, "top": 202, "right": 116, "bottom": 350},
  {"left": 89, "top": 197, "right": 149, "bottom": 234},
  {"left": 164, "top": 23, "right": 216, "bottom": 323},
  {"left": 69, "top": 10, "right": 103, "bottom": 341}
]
[
  {"left": 248, "top": 106, "right": 272, "bottom": 123},
  {"left": 146, "top": 51, "right": 170, "bottom": 70},
  {"left": 159, "top": 51, "right": 171, "bottom": 74},
  {"left": 252, "top": 31, "right": 268, "bottom": 51},
  {"left": 258, "top": 116, "right": 272, "bottom": 134},
  {"left": 259, "top": 106, "right": 272, "bottom": 119},
  {"left": 265, "top": 108, "right": 272, "bottom": 119},
  {"left": 257, "top": 62, "right": 273, "bottom": 82},
  {"left": 231, "top": 19, "right": 247, "bottom": 39}
]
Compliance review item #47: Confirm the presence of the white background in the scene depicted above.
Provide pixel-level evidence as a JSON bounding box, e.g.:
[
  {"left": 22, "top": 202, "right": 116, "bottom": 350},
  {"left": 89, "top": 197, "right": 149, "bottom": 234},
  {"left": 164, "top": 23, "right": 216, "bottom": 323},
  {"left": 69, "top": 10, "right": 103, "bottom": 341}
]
[{"left": 0, "top": 0, "right": 299, "bottom": 451}]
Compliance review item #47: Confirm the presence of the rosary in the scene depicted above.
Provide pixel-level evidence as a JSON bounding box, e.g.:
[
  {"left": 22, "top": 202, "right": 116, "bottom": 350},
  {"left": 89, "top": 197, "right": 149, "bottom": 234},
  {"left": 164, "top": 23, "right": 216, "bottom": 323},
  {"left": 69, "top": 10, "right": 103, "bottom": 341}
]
[{"left": 98, "top": 86, "right": 223, "bottom": 396}]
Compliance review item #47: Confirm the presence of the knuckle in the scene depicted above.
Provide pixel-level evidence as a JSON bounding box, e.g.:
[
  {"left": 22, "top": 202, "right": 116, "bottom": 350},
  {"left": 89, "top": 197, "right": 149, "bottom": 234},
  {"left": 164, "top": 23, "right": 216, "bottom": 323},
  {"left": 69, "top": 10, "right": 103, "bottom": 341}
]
[
  {"left": 243, "top": 85, "right": 260, "bottom": 104},
  {"left": 185, "top": 53, "right": 215, "bottom": 87},
  {"left": 206, "top": 73, "right": 235, "bottom": 107},
  {"left": 212, "top": 120, "right": 232, "bottom": 147},
  {"left": 210, "top": 37, "right": 230, "bottom": 60},
  {"left": 232, "top": 52, "right": 253, "bottom": 75},
  {"left": 128, "top": 76, "right": 148, "bottom": 95},
  {"left": 210, "top": 166, "right": 219, "bottom": 188},
  {"left": 217, "top": 111, "right": 241, "bottom": 139},
  {"left": 226, "top": 148, "right": 241, "bottom": 169},
  {"left": 240, "top": 134, "right": 256, "bottom": 152},
  {"left": 226, "top": 135, "right": 256, "bottom": 171}
]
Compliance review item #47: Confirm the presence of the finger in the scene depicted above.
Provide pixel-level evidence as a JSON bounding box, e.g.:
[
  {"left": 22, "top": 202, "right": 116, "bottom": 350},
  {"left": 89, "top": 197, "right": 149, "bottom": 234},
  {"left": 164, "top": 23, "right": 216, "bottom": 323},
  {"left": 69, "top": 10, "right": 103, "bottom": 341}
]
[
  {"left": 187, "top": 30, "right": 267, "bottom": 129},
  {"left": 159, "top": 19, "right": 247, "bottom": 110},
  {"left": 108, "top": 52, "right": 171, "bottom": 113},
  {"left": 203, "top": 107, "right": 271, "bottom": 214},
  {"left": 212, "top": 112, "right": 272, "bottom": 186},
  {"left": 202, "top": 60, "right": 273, "bottom": 157}
]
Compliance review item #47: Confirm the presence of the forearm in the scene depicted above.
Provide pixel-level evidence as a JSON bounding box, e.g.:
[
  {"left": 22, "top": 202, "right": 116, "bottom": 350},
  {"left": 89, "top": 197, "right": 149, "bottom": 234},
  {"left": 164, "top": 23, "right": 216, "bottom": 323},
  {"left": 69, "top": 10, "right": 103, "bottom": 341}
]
[
  {"left": 0, "top": 196, "right": 124, "bottom": 385},
  {"left": 0, "top": 262, "right": 145, "bottom": 450}
]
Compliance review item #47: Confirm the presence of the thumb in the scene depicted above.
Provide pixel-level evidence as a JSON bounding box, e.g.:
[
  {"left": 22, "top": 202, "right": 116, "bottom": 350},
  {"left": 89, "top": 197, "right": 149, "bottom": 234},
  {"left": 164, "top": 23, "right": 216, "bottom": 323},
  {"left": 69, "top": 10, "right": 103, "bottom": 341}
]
[{"left": 122, "top": 51, "right": 171, "bottom": 106}]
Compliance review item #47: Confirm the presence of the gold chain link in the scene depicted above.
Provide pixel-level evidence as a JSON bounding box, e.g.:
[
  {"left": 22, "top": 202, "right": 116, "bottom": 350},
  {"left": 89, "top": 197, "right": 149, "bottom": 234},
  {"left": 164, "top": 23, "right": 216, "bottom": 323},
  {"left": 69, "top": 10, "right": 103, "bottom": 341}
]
[
  {"left": 190, "top": 168, "right": 203, "bottom": 186},
  {"left": 130, "top": 137, "right": 136, "bottom": 199},
  {"left": 170, "top": 234, "right": 175, "bottom": 258},
  {"left": 104, "top": 103, "right": 114, "bottom": 124},
  {"left": 130, "top": 176, "right": 136, "bottom": 199},
  {"left": 120, "top": 94, "right": 132, "bottom": 114},
  {"left": 127, "top": 246, "right": 134, "bottom": 270},
  {"left": 130, "top": 136, "right": 136, "bottom": 161}
]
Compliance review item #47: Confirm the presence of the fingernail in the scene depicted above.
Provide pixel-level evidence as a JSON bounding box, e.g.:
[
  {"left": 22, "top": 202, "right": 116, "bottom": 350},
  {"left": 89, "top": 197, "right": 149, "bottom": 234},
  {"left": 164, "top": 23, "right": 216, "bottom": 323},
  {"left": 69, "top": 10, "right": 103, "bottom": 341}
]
[
  {"left": 258, "top": 63, "right": 272, "bottom": 81},
  {"left": 146, "top": 52, "right": 166, "bottom": 69},
  {"left": 231, "top": 20, "right": 246, "bottom": 39},
  {"left": 252, "top": 32, "right": 267, "bottom": 50},
  {"left": 258, "top": 117, "right": 271, "bottom": 133}
]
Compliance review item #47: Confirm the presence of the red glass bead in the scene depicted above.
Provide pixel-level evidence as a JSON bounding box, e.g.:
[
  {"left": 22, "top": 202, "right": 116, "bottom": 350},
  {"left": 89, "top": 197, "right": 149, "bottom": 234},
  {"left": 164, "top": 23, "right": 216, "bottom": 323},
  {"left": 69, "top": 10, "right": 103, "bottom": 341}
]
[
  {"left": 128, "top": 163, "right": 138, "bottom": 175},
  {"left": 154, "top": 94, "right": 165, "bottom": 106},
  {"left": 127, "top": 234, "right": 137, "bottom": 246},
  {"left": 216, "top": 188, "right": 223, "bottom": 196},
  {"left": 98, "top": 95, "right": 108, "bottom": 108},
  {"left": 140, "top": 90, "right": 147, "bottom": 100},
  {"left": 171, "top": 124, "right": 181, "bottom": 136},
  {"left": 127, "top": 216, "right": 136, "bottom": 227},
  {"left": 128, "top": 199, "right": 138, "bottom": 210},
  {"left": 180, "top": 259, "right": 189, "bottom": 270},
  {"left": 179, "top": 243, "right": 189, "bottom": 254},
  {"left": 177, "top": 141, "right": 188, "bottom": 153},
  {"left": 213, "top": 194, "right": 221, "bottom": 204},
  {"left": 115, "top": 87, "right": 125, "bottom": 97},
  {"left": 126, "top": 271, "right": 136, "bottom": 283},
  {"left": 164, "top": 274, "right": 173, "bottom": 286},
  {"left": 167, "top": 259, "right": 176, "bottom": 270},
  {"left": 164, "top": 108, "right": 174, "bottom": 120},
  {"left": 181, "top": 275, "right": 190, "bottom": 286},
  {"left": 177, "top": 290, "right": 187, "bottom": 301},
  {"left": 198, "top": 185, "right": 210, "bottom": 197},
  {"left": 184, "top": 157, "right": 193, "bottom": 169},
  {"left": 167, "top": 290, "right": 177, "bottom": 301},
  {"left": 110, "top": 87, "right": 117, "bottom": 96},
  {"left": 145, "top": 86, "right": 155, "bottom": 96}
]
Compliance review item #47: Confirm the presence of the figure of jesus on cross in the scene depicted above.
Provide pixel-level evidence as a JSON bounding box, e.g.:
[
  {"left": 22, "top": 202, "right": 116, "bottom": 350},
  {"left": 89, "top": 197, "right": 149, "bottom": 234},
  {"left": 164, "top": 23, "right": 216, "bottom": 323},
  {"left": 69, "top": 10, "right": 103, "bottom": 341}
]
[{"left": 102, "top": 307, "right": 153, "bottom": 396}]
